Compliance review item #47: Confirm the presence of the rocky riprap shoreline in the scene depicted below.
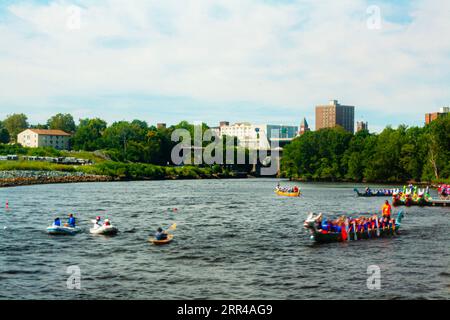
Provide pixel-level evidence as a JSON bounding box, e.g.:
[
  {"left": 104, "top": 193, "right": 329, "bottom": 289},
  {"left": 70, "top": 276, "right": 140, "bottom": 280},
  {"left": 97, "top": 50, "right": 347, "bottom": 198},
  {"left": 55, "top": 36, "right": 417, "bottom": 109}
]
[{"left": 0, "top": 170, "right": 113, "bottom": 188}]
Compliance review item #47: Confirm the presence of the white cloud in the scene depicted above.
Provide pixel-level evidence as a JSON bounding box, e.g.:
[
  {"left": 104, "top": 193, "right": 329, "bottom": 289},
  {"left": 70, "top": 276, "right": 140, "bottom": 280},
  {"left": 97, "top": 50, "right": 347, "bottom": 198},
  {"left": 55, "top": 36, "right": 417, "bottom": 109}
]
[{"left": 0, "top": 0, "right": 449, "bottom": 127}]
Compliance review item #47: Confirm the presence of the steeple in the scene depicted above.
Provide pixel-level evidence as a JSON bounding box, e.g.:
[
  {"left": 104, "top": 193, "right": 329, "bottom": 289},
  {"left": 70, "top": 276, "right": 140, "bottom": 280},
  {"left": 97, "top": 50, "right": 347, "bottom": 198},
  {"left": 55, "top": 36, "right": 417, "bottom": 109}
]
[{"left": 300, "top": 118, "right": 310, "bottom": 135}]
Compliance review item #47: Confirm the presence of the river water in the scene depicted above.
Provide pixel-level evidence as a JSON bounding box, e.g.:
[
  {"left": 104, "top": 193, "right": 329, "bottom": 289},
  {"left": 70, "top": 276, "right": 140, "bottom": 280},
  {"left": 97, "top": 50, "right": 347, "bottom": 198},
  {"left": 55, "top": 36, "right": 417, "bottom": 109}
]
[{"left": 0, "top": 179, "right": 448, "bottom": 300}]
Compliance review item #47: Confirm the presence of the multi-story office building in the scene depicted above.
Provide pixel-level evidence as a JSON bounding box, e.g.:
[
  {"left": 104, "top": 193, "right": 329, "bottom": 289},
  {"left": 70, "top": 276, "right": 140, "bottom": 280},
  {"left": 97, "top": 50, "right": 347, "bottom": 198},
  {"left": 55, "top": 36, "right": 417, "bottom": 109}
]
[
  {"left": 316, "top": 100, "right": 355, "bottom": 133},
  {"left": 425, "top": 107, "right": 449, "bottom": 124},
  {"left": 218, "top": 122, "right": 298, "bottom": 149}
]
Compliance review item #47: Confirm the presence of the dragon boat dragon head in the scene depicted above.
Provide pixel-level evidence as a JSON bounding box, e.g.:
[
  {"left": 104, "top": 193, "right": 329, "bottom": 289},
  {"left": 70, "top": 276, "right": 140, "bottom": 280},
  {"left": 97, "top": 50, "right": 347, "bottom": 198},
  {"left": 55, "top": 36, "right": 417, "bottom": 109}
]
[{"left": 303, "top": 212, "right": 323, "bottom": 234}]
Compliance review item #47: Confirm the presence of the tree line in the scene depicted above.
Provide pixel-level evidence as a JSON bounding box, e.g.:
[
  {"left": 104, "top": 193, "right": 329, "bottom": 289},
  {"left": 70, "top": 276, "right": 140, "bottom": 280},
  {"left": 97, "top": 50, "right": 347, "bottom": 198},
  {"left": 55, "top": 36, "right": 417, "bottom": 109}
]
[
  {"left": 2, "top": 112, "right": 448, "bottom": 182},
  {"left": 281, "top": 114, "right": 450, "bottom": 183},
  {"left": 0, "top": 113, "right": 253, "bottom": 172}
]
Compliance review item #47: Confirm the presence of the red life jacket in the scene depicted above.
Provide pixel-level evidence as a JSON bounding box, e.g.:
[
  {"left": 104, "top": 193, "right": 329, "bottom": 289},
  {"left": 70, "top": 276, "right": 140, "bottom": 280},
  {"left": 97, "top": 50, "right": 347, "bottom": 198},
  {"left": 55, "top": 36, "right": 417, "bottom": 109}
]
[{"left": 341, "top": 226, "right": 348, "bottom": 241}]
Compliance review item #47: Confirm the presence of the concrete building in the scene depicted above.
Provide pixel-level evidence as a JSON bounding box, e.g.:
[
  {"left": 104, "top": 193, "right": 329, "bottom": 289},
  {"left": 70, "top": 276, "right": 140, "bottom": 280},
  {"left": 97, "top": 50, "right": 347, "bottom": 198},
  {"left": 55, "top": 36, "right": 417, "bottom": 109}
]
[
  {"left": 356, "top": 121, "right": 369, "bottom": 132},
  {"left": 299, "top": 118, "right": 310, "bottom": 135},
  {"left": 316, "top": 100, "right": 355, "bottom": 133},
  {"left": 219, "top": 122, "right": 298, "bottom": 149},
  {"left": 17, "top": 129, "right": 71, "bottom": 150},
  {"left": 157, "top": 123, "right": 167, "bottom": 129},
  {"left": 425, "top": 107, "right": 449, "bottom": 124},
  {"left": 219, "top": 122, "right": 267, "bottom": 149}
]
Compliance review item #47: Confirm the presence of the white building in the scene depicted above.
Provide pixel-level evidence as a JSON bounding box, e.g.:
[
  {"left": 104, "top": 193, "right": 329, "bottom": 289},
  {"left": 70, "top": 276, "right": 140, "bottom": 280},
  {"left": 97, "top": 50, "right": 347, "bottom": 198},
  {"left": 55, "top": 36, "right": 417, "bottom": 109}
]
[
  {"left": 218, "top": 122, "right": 298, "bottom": 149},
  {"left": 17, "top": 129, "right": 71, "bottom": 150}
]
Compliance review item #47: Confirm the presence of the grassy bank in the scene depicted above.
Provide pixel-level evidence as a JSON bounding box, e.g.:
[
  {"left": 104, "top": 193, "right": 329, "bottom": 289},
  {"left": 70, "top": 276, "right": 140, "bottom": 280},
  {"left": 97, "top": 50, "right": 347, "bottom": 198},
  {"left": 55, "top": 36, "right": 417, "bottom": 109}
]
[
  {"left": 0, "top": 161, "right": 78, "bottom": 172},
  {"left": 0, "top": 144, "right": 109, "bottom": 163},
  {"left": 0, "top": 160, "right": 238, "bottom": 180}
]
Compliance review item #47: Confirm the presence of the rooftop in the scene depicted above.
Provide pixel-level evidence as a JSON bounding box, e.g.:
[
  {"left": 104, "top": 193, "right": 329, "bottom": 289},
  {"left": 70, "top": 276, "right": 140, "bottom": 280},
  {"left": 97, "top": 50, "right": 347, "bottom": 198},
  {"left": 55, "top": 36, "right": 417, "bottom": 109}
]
[{"left": 28, "top": 129, "right": 71, "bottom": 136}]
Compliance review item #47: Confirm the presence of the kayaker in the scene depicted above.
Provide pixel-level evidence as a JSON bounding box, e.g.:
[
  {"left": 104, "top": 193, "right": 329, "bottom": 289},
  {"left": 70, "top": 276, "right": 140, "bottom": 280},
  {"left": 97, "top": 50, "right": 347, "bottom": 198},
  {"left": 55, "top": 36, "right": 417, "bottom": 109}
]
[
  {"left": 53, "top": 217, "right": 61, "bottom": 227},
  {"left": 155, "top": 227, "right": 168, "bottom": 241},
  {"left": 67, "top": 214, "right": 76, "bottom": 228}
]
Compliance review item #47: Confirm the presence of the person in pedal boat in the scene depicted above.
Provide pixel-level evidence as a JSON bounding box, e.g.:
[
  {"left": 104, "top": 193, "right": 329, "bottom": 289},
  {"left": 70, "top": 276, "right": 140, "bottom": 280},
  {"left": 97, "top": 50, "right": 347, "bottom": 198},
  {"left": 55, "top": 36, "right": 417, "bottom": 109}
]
[
  {"left": 67, "top": 214, "right": 76, "bottom": 228},
  {"left": 53, "top": 217, "right": 61, "bottom": 227},
  {"left": 104, "top": 219, "right": 111, "bottom": 226},
  {"left": 155, "top": 227, "right": 168, "bottom": 241},
  {"left": 93, "top": 216, "right": 102, "bottom": 228}
]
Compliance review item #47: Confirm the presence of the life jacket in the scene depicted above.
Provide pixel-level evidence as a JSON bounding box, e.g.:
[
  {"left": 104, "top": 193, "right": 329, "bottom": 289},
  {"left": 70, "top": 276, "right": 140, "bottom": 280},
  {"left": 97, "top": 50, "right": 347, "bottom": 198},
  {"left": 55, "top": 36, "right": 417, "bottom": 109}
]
[
  {"left": 68, "top": 217, "right": 76, "bottom": 227},
  {"left": 382, "top": 204, "right": 391, "bottom": 217},
  {"left": 341, "top": 227, "right": 348, "bottom": 241},
  {"left": 155, "top": 232, "right": 167, "bottom": 240}
]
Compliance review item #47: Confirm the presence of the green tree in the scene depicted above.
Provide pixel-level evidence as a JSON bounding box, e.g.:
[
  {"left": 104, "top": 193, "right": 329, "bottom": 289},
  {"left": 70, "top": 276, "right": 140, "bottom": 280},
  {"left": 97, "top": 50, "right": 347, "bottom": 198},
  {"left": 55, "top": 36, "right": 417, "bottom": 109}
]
[
  {"left": 72, "top": 118, "right": 107, "bottom": 151},
  {"left": 3, "top": 113, "right": 29, "bottom": 142},
  {"left": 30, "top": 124, "right": 49, "bottom": 129},
  {"left": 47, "top": 113, "right": 76, "bottom": 133},
  {"left": 145, "top": 129, "right": 174, "bottom": 165},
  {"left": 0, "top": 121, "right": 10, "bottom": 144},
  {"left": 422, "top": 114, "right": 450, "bottom": 180},
  {"left": 102, "top": 121, "right": 148, "bottom": 160},
  {"left": 281, "top": 127, "right": 352, "bottom": 181}
]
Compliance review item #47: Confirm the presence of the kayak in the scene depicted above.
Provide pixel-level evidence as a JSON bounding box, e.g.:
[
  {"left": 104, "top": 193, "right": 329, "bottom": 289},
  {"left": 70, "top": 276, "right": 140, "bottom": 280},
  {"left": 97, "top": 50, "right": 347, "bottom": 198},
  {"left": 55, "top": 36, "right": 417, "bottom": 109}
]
[
  {"left": 150, "top": 234, "right": 174, "bottom": 245},
  {"left": 47, "top": 226, "right": 81, "bottom": 235},
  {"left": 90, "top": 225, "right": 119, "bottom": 236},
  {"left": 275, "top": 189, "right": 301, "bottom": 197}
]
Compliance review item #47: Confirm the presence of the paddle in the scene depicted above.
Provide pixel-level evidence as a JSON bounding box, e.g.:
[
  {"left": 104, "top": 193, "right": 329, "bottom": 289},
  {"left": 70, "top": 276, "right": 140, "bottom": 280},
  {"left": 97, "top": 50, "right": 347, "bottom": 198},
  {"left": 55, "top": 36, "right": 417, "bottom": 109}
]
[
  {"left": 375, "top": 215, "right": 380, "bottom": 237},
  {"left": 345, "top": 218, "right": 350, "bottom": 242},
  {"left": 353, "top": 221, "right": 357, "bottom": 241},
  {"left": 166, "top": 223, "right": 177, "bottom": 232}
]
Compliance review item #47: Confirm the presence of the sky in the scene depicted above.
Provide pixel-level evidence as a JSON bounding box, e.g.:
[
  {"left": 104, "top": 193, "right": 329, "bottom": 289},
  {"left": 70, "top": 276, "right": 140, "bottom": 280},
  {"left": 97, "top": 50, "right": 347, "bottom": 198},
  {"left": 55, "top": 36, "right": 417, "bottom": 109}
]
[{"left": 0, "top": 0, "right": 449, "bottom": 132}]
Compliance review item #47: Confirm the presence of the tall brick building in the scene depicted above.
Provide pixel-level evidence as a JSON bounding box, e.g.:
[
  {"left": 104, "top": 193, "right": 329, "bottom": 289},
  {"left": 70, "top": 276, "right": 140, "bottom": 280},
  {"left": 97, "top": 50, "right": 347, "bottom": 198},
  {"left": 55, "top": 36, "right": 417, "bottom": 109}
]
[
  {"left": 425, "top": 107, "right": 449, "bottom": 124},
  {"left": 316, "top": 100, "right": 355, "bottom": 133}
]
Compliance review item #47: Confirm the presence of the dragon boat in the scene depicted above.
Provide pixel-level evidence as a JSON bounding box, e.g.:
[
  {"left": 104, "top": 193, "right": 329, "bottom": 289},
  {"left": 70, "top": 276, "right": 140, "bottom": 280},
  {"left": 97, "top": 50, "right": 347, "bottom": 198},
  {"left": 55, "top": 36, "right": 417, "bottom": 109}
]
[
  {"left": 354, "top": 188, "right": 393, "bottom": 197},
  {"left": 392, "top": 189, "right": 432, "bottom": 207},
  {"left": 303, "top": 211, "right": 405, "bottom": 243}
]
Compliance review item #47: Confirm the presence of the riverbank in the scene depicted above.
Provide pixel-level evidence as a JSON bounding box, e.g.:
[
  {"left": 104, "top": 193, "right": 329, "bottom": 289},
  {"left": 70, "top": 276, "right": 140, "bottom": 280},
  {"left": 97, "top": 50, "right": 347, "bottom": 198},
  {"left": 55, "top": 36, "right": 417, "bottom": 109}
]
[
  {"left": 0, "top": 166, "right": 254, "bottom": 188},
  {"left": 0, "top": 171, "right": 114, "bottom": 188},
  {"left": 287, "top": 177, "right": 448, "bottom": 188}
]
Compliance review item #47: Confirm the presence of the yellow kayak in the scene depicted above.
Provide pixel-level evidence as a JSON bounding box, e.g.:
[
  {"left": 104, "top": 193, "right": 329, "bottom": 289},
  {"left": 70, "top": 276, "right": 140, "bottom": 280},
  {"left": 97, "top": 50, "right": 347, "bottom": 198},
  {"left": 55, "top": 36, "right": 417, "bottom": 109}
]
[
  {"left": 150, "top": 234, "right": 174, "bottom": 245},
  {"left": 275, "top": 189, "right": 301, "bottom": 197}
]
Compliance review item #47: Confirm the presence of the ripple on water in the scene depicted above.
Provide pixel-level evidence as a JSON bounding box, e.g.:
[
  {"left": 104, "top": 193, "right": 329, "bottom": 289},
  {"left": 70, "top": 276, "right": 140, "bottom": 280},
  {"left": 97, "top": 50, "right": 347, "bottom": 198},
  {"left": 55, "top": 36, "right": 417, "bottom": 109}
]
[{"left": 0, "top": 179, "right": 449, "bottom": 299}]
